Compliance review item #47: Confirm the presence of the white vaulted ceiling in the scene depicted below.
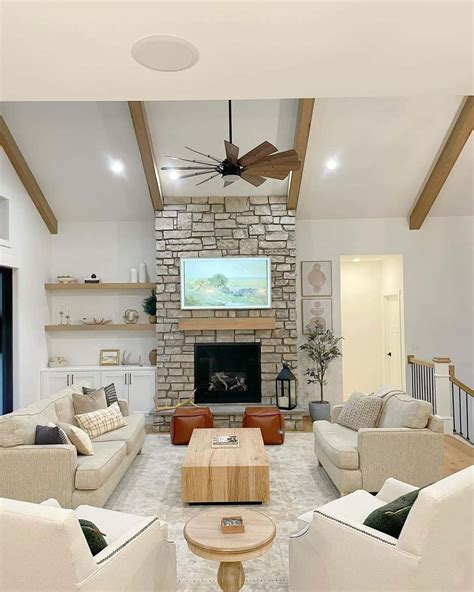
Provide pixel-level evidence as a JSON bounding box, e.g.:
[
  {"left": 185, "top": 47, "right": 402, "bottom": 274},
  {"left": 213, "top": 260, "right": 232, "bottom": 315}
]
[{"left": 0, "top": 96, "right": 472, "bottom": 222}]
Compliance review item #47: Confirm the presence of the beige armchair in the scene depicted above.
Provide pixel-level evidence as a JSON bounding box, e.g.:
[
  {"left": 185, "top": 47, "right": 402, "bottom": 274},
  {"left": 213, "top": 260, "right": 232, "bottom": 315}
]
[
  {"left": 289, "top": 467, "right": 474, "bottom": 591},
  {"left": 0, "top": 497, "right": 177, "bottom": 591},
  {"left": 313, "top": 391, "right": 444, "bottom": 495}
]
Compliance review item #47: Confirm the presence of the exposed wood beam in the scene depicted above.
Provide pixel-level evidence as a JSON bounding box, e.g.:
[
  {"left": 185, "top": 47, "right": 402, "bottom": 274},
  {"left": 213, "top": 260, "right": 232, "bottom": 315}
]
[
  {"left": 0, "top": 115, "right": 58, "bottom": 234},
  {"left": 287, "top": 98, "right": 315, "bottom": 211},
  {"left": 128, "top": 101, "right": 163, "bottom": 211},
  {"left": 409, "top": 96, "right": 474, "bottom": 230}
]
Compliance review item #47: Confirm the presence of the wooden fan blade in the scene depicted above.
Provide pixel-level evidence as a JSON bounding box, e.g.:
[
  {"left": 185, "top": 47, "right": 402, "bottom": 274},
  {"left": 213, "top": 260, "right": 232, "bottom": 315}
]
[
  {"left": 224, "top": 140, "right": 239, "bottom": 165},
  {"left": 241, "top": 172, "right": 266, "bottom": 187},
  {"left": 246, "top": 170, "right": 289, "bottom": 180},
  {"left": 238, "top": 141, "right": 277, "bottom": 166},
  {"left": 248, "top": 150, "right": 299, "bottom": 168},
  {"left": 246, "top": 162, "right": 301, "bottom": 174}
]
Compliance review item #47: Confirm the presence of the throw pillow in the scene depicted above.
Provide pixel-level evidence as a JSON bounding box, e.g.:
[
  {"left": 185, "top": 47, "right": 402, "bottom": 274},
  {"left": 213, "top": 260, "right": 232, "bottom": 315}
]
[
  {"left": 57, "top": 422, "right": 94, "bottom": 455},
  {"left": 337, "top": 393, "right": 383, "bottom": 431},
  {"left": 75, "top": 402, "right": 127, "bottom": 439},
  {"left": 72, "top": 388, "right": 108, "bottom": 415},
  {"left": 363, "top": 489, "right": 421, "bottom": 538},
  {"left": 79, "top": 519, "right": 108, "bottom": 556},
  {"left": 83, "top": 383, "right": 118, "bottom": 407},
  {"left": 0, "top": 416, "right": 24, "bottom": 448},
  {"left": 35, "top": 424, "right": 67, "bottom": 445}
]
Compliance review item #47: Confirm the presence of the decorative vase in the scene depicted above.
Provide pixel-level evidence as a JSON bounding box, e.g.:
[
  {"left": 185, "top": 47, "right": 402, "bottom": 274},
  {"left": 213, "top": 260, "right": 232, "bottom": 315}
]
[
  {"left": 309, "top": 401, "right": 331, "bottom": 422},
  {"left": 138, "top": 261, "right": 147, "bottom": 283},
  {"left": 148, "top": 315, "right": 157, "bottom": 324},
  {"left": 149, "top": 349, "right": 157, "bottom": 365},
  {"left": 130, "top": 268, "right": 138, "bottom": 283}
]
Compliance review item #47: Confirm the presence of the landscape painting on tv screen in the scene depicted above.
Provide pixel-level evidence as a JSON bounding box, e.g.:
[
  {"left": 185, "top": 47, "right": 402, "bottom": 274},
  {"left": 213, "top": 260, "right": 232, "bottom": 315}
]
[{"left": 180, "top": 257, "right": 271, "bottom": 310}]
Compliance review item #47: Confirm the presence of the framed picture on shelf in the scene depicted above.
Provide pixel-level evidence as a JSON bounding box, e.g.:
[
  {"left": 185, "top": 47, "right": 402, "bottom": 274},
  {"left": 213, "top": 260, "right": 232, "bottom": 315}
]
[
  {"left": 99, "top": 349, "right": 120, "bottom": 366},
  {"left": 301, "top": 261, "right": 332, "bottom": 297},
  {"left": 301, "top": 299, "right": 332, "bottom": 334}
]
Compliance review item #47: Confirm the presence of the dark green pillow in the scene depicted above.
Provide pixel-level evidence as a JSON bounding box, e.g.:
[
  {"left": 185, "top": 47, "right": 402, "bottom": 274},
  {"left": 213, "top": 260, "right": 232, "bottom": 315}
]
[
  {"left": 79, "top": 519, "right": 107, "bottom": 556},
  {"left": 363, "top": 489, "right": 420, "bottom": 539}
]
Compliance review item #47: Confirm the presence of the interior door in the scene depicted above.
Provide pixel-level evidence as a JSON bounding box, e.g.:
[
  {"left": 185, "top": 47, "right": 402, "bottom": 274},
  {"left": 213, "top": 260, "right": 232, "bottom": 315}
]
[{"left": 383, "top": 292, "right": 403, "bottom": 389}]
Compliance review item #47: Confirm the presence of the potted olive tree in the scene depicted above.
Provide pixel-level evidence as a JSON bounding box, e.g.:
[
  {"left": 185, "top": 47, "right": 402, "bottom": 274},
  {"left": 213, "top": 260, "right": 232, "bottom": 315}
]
[{"left": 299, "top": 322, "right": 343, "bottom": 422}]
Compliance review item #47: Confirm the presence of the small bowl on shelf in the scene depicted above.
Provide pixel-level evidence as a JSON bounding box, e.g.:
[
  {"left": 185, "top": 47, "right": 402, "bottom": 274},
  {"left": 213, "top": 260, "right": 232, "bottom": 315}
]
[
  {"left": 81, "top": 318, "right": 112, "bottom": 326},
  {"left": 57, "top": 275, "right": 78, "bottom": 284}
]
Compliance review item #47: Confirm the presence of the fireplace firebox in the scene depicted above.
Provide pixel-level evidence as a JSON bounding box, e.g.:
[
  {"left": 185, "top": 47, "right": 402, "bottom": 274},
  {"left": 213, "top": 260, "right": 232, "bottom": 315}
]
[{"left": 194, "top": 343, "right": 261, "bottom": 404}]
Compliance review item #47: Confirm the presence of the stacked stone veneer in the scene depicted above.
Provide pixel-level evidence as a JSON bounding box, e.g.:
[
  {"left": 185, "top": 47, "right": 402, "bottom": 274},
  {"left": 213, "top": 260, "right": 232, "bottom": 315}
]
[{"left": 154, "top": 195, "right": 297, "bottom": 431}]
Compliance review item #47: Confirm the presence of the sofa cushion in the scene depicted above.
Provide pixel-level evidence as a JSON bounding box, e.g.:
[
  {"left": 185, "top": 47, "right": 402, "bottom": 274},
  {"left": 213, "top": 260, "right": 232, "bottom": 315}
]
[
  {"left": 337, "top": 393, "right": 383, "bottom": 430},
  {"left": 48, "top": 386, "right": 83, "bottom": 425},
  {"left": 92, "top": 413, "right": 144, "bottom": 454},
  {"left": 313, "top": 420, "right": 359, "bottom": 469},
  {"left": 75, "top": 441, "right": 126, "bottom": 490},
  {"left": 377, "top": 394, "right": 432, "bottom": 429},
  {"left": 75, "top": 403, "right": 127, "bottom": 439},
  {"left": 7, "top": 399, "right": 59, "bottom": 445},
  {"left": 73, "top": 389, "right": 108, "bottom": 415}
]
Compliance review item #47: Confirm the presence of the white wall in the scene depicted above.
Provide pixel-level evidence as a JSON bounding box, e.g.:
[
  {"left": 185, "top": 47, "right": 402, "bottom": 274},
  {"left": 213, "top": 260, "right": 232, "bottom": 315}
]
[
  {"left": 340, "top": 260, "right": 384, "bottom": 394},
  {"left": 0, "top": 149, "right": 51, "bottom": 408},
  {"left": 297, "top": 216, "right": 474, "bottom": 407},
  {"left": 49, "top": 221, "right": 156, "bottom": 366}
]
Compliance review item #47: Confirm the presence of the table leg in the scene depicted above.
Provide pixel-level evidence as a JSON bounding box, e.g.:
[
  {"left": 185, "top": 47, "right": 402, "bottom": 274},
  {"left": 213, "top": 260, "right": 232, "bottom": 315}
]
[{"left": 217, "top": 561, "right": 245, "bottom": 592}]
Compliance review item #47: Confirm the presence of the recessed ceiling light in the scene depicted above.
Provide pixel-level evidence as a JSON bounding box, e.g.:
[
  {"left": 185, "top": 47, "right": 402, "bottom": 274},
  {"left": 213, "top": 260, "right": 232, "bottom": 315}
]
[
  {"left": 131, "top": 35, "right": 199, "bottom": 72},
  {"left": 352, "top": 258, "right": 361, "bottom": 263},
  {"left": 109, "top": 159, "right": 125, "bottom": 175},
  {"left": 326, "top": 158, "right": 338, "bottom": 171},
  {"left": 169, "top": 170, "right": 179, "bottom": 180}
]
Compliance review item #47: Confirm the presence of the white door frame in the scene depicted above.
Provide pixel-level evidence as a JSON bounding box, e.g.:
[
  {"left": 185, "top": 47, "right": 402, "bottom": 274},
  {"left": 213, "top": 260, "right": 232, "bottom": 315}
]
[{"left": 382, "top": 289, "right": 406, "bottom": 390}]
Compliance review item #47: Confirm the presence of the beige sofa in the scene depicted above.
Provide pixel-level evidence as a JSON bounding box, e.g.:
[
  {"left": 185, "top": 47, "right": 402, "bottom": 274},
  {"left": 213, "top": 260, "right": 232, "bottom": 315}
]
[
  {"left": 0, "top": 386, "right": 145, "bottom": 508},
  {"left": 313, "top": 390, "right": 444, "bottom": 495},
  {"left": 0, "top": 497, "right": 176, "bottom": 591},
  {"left": 289, "top": 467, "right": 474, "bottom": 591}
]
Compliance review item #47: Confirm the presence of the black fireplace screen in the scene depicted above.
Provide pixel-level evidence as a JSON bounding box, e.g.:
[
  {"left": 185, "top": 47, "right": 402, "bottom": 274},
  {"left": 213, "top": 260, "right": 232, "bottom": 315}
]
[{"left": 194, "top": 343, "right": 261, "bottom": 404}]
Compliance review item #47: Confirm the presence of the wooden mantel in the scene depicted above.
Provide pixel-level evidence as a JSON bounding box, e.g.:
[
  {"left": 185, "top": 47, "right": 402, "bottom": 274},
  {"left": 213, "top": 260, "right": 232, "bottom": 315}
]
[{"left": 178, "top": 317, "right": 276, "bottom": 331}]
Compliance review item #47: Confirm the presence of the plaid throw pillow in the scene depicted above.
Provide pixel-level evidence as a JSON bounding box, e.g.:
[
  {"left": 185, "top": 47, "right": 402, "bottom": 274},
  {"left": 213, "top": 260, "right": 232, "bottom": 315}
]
[
  {"left": 75, "top": 402, "right": 126, "bottom": 439},
  {"left": 83, "top": 384, "right": 118, "bottom": 406}
]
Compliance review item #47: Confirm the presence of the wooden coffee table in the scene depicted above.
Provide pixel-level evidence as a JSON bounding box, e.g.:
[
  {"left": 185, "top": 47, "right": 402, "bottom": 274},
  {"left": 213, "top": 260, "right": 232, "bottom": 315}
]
[
  {"left": 181, "top": 428, "right": 269, "bottom": 503},
  {"left": 184, "top": 508, "right": 276, "bottom": 592}
]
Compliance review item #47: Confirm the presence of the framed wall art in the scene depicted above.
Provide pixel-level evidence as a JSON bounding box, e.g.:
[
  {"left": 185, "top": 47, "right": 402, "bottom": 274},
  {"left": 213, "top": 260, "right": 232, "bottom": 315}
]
[
  {"left": 301, "top": 261, "right": 332, "bottom": 297},
  {"left": 301, "top": 299, "right": 332, "bottom": 334}
]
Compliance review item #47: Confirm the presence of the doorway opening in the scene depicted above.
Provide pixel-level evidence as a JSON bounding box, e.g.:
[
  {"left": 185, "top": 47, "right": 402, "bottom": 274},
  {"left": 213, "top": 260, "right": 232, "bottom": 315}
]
[
  {"left": 0, "top": 267, "right": 13, "bottom": 414},
  {"left": 340, "top": 255, "right": 405, "bottom": 398}
]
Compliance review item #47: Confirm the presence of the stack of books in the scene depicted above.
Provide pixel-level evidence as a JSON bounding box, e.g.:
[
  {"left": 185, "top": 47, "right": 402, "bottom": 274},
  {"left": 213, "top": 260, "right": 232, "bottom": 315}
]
[{"left": 211, "top": 435, "right": 239, "bottom": 448}]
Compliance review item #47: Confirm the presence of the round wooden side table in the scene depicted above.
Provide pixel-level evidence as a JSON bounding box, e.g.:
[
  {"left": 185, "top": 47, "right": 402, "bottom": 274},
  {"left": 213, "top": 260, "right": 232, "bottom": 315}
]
[{"left": 183, "top": 508, "right": 276, "bottom": 592}]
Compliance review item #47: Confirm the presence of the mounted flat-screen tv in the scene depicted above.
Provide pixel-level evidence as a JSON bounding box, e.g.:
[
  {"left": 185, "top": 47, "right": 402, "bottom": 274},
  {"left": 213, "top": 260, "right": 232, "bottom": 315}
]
[{"left": 180, "top": 257, "right": 271, "bottom": 310}]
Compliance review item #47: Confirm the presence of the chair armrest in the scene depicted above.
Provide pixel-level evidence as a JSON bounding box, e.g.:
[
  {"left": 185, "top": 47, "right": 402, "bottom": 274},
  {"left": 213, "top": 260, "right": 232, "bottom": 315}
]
[
  {"left": 289, "top": 510, "right": 418, "bottom": 591},
  {"left": 331, "top": 404, "right": 344, "bottom": 422},
  {"left": 117, "top": 399, "right": 129, "bottom": 416},
  {"left": 0, "top": 444, "right": 77, "bottom": 508},
  {"left": 82, "top": 517, "right": 176, "bottom": 592},
  {"left": 357, "top": 428, "right": 444, "bottom": 491},
  {"left": 376, "top": 477, "right": 419, "bottom": 503}
]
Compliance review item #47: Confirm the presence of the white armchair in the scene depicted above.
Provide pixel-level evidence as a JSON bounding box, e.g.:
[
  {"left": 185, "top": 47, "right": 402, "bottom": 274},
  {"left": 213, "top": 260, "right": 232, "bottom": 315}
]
[
  {"left": 289, "top": 467, "right": 474, "bottom": 592},
  {"left": 0, "top": 497, "right": 177, "bottom": 592}
]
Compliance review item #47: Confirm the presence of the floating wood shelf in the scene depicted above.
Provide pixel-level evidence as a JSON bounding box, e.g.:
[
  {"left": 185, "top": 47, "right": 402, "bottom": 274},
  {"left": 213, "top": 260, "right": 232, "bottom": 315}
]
[
  {"left": 178, "top": 317, "right": 276, "bottom": 331},
  {"left": 45, "top": 323, "right": 156, "bottom": 332},
  {"left": 45, "top": 282, "right": 155, "bottom": 291}
]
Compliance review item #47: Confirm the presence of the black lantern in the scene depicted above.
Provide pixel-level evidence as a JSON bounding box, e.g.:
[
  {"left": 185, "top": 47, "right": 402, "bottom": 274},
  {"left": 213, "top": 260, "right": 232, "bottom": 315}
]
[{"left": 276, "top": 361, "right": 297, "bottom": 410}]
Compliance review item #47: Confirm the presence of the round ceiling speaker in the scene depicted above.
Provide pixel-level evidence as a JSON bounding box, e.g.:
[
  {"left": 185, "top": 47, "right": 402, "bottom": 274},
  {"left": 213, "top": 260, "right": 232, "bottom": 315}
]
[{"left": 131, "top": 35, "right": 199, "bottom": 72}]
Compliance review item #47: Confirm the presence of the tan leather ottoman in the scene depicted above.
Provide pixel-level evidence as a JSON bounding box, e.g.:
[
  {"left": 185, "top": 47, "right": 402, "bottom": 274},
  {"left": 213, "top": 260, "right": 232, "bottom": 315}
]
[
  {"left": 242, "top": 406, "right": 285, "bottom": 445},
  {"left": 171, "top": 406, "right": 214, "bottom": 445}
]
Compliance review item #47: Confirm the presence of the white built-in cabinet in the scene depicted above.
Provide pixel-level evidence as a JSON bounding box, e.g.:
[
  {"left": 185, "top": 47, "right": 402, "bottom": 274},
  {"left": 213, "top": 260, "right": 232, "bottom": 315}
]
[{"left": 40, "top": 366, "right": 155, "bottom": 414}]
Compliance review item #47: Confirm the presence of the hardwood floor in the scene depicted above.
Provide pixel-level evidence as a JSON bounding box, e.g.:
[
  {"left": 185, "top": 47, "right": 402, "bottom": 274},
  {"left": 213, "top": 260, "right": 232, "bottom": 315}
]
[{"left": 303, "top": 415, "right": 473, "bottom": 477}]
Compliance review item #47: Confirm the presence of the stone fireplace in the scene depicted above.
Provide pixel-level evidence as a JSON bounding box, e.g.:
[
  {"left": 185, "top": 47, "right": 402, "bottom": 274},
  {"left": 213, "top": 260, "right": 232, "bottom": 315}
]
[
  {"left": 153, "top": 195, "right": 301, "bottom": 431},
  {"left": 194, "top": 342, "right": 261, "bottom": 404}
]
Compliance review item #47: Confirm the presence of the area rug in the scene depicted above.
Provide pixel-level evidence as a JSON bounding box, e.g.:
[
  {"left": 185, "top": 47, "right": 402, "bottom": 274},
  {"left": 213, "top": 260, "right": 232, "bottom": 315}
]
[{"left": 106, "top": 432, "right": 338, "bottom": 591}]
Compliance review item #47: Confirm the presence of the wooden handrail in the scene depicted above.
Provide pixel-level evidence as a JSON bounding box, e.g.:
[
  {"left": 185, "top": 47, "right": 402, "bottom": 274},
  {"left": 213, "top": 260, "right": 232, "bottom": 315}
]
[
  {"left": 449, "top": 366, "right": 474, "bottom": 397},
  {"left": 407, "top": 355, "right": 434, "bottom": 368}
]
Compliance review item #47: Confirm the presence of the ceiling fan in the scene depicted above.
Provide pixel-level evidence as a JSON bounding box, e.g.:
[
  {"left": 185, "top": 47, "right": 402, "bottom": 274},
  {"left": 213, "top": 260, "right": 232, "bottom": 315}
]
[{"left": 161, "top": 100, "right": 301, "bottom": 187}]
